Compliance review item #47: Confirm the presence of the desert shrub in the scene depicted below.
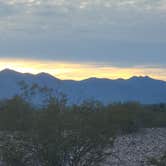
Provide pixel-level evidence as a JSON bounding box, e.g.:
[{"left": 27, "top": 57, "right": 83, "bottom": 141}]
[
  {"left": 0, "top": 95, "right": 34, "bottom": 131},
  {"left": 0, "top": 83, "right": 166, "bottom": 165},
  {"left": 104, "top": 102, "right": 143, "bottom": 134},
  {"left": 33, "top": 102, "right": 115, "bottom": 166}
]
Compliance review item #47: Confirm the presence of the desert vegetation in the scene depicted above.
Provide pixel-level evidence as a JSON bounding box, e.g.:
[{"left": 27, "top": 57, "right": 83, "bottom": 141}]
[{"left": 0, "top": 83, "right": 166, "bottom": 165}]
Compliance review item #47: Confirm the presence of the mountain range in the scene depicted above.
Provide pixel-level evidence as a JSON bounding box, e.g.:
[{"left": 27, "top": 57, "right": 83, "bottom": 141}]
[{"left": 0, "top": 69, "right": 166, "bottom": 104}]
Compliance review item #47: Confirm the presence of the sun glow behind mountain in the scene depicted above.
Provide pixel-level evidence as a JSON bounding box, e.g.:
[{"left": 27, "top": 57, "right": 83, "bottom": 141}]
[{"left": 0, "top": 58, "right": 166, "bottom": 81}]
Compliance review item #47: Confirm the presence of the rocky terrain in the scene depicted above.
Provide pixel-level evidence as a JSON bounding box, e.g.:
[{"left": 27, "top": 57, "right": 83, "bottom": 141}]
[
  {"left": 104, "top": 128, "right": 166, "bottom": 166},
  {"left": 0, "top": 128, "right": 166, "bottom": 166}
]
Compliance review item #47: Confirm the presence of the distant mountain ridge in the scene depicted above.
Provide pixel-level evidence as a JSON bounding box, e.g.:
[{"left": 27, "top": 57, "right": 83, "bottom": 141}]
[{"left": 0, "top": 68, "right": 166, "bottom": 104}]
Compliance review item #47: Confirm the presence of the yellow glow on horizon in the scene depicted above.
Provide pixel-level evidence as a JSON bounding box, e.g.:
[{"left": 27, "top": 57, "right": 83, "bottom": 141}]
[{"left": 0, "top": 58, "right": 166, "bottom": 81}]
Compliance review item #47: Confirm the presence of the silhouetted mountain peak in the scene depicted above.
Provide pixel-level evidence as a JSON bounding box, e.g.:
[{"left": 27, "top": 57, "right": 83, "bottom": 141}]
[
  {"left": 0, "top": 68, "right": 21, "bottom": 76},
  {"left": 0, "top": 69, "right": 60, "bottom": 80},
  {"left": 1, "top": 68, "right": 16, "bottom": 73},
  {"left": 82, "top": 77, "right": 112, "bottom": 82},
  {"left": 37, "top": 72, "right": 51, "bottom": 77},
  {"left": 129, "top": 76, "right": 153, "bottom": 81},
  {"left": 83, "top": 77, "right": 99, "bottom": 81},
  {"left": 36, "top": 72, "right": 60, "bottom": 81},
  {"left": 0, "top": 69, "right": 166, "bottom": 104}
]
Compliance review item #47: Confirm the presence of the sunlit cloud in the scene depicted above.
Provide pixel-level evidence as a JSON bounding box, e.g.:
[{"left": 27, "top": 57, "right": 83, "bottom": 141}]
[{"left": 0, "top": 58, "right": 166, "bottom": 81}]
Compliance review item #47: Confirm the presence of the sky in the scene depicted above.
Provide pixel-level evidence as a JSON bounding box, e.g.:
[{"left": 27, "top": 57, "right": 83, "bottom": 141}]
[{"left": 0, "top": 0, "right": 166, "bottom": 80}]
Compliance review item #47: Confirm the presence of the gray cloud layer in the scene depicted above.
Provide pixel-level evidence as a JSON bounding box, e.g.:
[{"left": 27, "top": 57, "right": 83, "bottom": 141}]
[{"left": 0, "top": 0, "right": 166, "bottom": 67}]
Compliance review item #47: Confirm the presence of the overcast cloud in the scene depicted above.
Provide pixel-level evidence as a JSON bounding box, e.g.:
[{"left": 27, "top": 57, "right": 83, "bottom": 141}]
[{"left": 0, "top": 0, "right": 166, "bottom": 67}]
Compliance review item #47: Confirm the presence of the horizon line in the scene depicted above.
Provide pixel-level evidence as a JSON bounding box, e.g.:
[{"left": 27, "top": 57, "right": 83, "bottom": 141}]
[
  {"left": 0, "top": 58, "right": 165, "bottom": 81},
  {"left": 0, "top": 68, "right": 164, "bottom": 82}
]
